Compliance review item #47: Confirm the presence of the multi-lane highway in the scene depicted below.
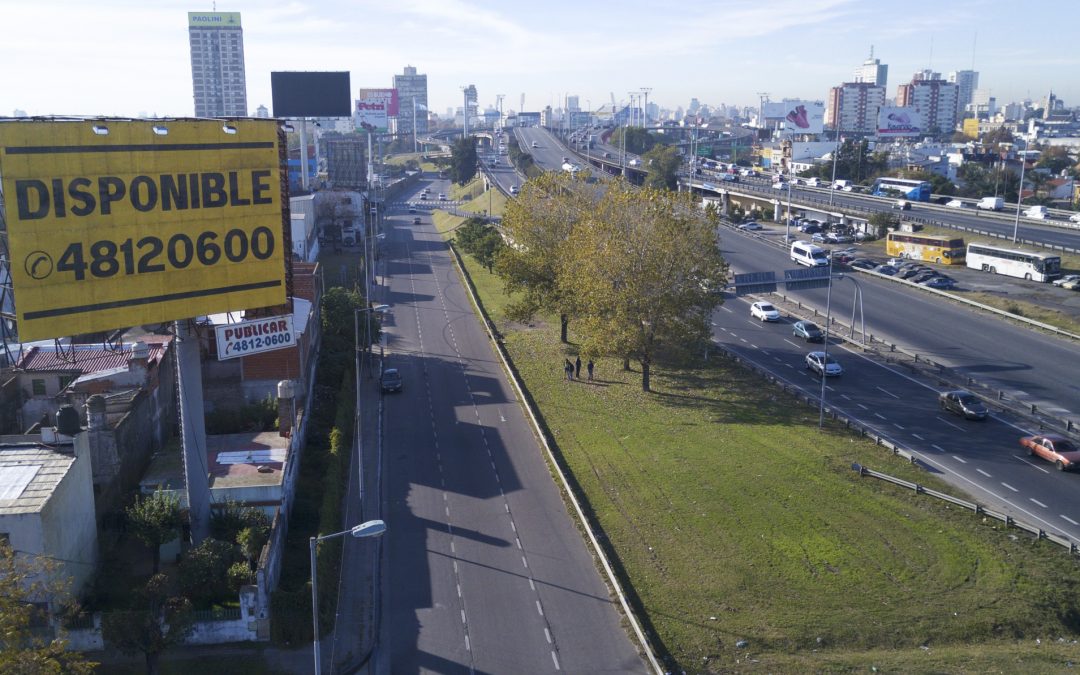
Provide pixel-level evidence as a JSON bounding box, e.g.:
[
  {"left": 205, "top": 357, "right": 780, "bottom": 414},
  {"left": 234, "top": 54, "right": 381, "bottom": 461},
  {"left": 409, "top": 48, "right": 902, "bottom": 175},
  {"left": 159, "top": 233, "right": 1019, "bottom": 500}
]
[
  {"left": 711, "top": 287, "right": 1080, "bottom": 541},
  {"left": 375, "top": 175, "right": 648, "bottom": 673}
]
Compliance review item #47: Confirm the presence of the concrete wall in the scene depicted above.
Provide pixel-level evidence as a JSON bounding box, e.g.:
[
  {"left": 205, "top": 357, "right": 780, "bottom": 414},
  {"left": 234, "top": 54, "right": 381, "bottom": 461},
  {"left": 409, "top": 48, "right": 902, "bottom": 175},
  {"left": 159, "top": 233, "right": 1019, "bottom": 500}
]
[{"left": 42, "top": 441, "right": 99, "bottom": 595}]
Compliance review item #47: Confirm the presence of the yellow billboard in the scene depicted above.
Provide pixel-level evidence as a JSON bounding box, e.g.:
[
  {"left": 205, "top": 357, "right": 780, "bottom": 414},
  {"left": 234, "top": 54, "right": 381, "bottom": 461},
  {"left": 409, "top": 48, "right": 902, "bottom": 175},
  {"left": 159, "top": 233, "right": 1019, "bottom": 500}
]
[
  {"left": 0, "top": 119, "right": 286, "bottom": 341},
  {"left": 188, "top": 12, "right": 242, "bottom": 27},
  {"left": 963, "top": 118, "right": 979, "bottom": 140}
]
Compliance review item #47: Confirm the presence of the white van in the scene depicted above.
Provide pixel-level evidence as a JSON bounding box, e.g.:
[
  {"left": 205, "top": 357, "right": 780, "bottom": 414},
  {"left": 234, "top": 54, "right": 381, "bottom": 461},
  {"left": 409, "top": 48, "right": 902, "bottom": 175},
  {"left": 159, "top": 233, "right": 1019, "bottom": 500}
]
[
  {"left": 805, "top": 177, "right": 820, "bottom": 188},
  {"left": 1024, "top": 205, "right": 1048, "bottom": 219},
  {"left": 790, "top": 241, "right": 830, "bottom": 267},
  {"left": 832, "top": 179, "right": 851, "bottom": 190}
]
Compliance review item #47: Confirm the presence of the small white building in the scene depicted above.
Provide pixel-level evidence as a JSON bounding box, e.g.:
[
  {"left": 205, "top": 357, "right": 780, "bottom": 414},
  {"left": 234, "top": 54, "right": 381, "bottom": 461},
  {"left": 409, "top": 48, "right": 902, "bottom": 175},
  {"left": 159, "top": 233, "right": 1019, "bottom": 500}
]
[{"left": 0, "top": 435, "right": 98, "bottom": 598}]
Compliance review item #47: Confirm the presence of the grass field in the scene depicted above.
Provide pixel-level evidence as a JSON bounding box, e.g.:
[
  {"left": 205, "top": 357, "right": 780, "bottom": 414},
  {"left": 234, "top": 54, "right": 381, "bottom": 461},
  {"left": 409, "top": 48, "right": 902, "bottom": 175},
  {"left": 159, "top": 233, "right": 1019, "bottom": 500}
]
[{"left": 440, "top": 193, "right": 1080, "bottom": 672}]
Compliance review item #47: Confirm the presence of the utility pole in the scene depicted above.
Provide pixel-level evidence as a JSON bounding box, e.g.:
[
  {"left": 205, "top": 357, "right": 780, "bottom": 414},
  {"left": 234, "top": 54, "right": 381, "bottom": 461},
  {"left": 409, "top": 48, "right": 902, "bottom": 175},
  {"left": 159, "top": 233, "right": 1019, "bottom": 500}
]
[
  {"left": 640, "top": 87, "right": 652, "bottom": 126},
  {"left": 756, "top": 92, "right": 770, "bottom": 129}
]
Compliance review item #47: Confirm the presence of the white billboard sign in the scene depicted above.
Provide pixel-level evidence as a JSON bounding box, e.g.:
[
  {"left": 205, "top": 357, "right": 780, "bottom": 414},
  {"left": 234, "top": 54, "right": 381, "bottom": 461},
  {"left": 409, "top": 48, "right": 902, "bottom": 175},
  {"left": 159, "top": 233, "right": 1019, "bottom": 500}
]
[
  {"left": 877, "top": 107, "right": 923, "bottom": 137},
  {"left": 355, "top": 89, "right": 398, "bottom": 132},
  {"left": 215, "top": 315, "right": 295, "bottom": 360}
]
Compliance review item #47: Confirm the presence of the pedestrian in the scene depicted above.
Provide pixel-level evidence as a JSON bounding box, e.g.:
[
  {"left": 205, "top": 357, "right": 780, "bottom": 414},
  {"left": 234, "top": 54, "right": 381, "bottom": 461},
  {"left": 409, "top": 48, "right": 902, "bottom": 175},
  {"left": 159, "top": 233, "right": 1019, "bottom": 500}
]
[
  {"left": 564, "top": 359, "right": 573, "bottom": 382},
  {"left": 574, "top": 356, "right": 582, "bottom": 379},
  {"left": 587, "top": 359, "right": 594, "bottom": 381}
]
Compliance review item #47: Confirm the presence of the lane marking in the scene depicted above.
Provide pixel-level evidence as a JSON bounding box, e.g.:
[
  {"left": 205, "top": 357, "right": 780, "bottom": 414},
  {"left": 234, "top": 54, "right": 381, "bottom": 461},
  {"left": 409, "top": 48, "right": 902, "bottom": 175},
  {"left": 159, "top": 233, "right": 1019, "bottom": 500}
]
[
  {"left": 953, "top": 455, "right": 968, "bottom": 464},
  {"left": 936, "top": 416, "right": 964, "bottom": 432},
  {"left": 912, "top": 433, "right": 924, "bottom": 441},
  {"left": 1014, "top": 455, "right": 1051, "bottom": 474},
  {"left": 931, "top": 444, "right": 945, "bottom": 452},
  {"left": 1031, "top": 498, "right": 1048, "bottom": 508},
  {"left": 1063, "top": 515, "right": 1079, "bottom": 526},
  {"left": 976, "top": 468, "right": 992, "bottom": 478},
  {"left": 874, "top": 413, "right": 886, "bottom": 420},
  {"left": 876, "top": 386, "right": 901, "bottom": 399},
  {"left": 1001, "top": 482, "right": 1019, "bottom": 492},
  {"left": 893, "top": 423, "right": 905, "bottom": 430},
  {"left": 536, "top": 600, "right": 544, "bottom": 616}
]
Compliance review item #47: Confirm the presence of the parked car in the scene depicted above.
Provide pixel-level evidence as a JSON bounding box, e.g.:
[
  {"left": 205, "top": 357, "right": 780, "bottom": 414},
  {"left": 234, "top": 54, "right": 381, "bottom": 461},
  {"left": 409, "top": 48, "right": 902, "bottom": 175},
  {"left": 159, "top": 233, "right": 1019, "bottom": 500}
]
[
  {"left": 898, "top": 268, "right": 922, "bottom": 279},
  {"left": 825, "top": 232, "right": 854, "bottom": 244},
  {"left": 921, "top": 277, "right": 956, "bottom": 289},
  {"left": 750, "top": 301, "right": 781, "bottom": 322},
  {"left": 1060, "top": 277, "right": 1080, "bottom": 290},
  {"left": 413, "top": 216, "right": 421, "bottom": 225},
  {"left": 1019, "top": 434, "right": 1080, "bottom": 471},
  {"left": 912, "top": 270, "right": 938, "bottom": 283},
  {"left": 738, "top": 222, "right": 763, "bottom": 231},
  {"left": 792, "top": 320, "right": 824, "bottom": 342},
  {"left": 850, "top": 258, "right": 878, "bottom": 270},
  {"left": 811, "top": 232, "right": 827, "bottom": 244},
  {"left": 874, "top": 264, "right": 898, "bottom": 276},
  {"left": 805, "top": 351, "right": 842, "bottom": 377},
  {"left": 1052, "top": 274, "right": 1080, "bottom": 287},
  {"left": 380, "top": 368, "right": 404, "bottom": 393},
  {"left": 938, "top": 390, "right": 988, "bottom": 420},
  {"left": 799, "top": 223, "right": 823, "bottom": 234}
]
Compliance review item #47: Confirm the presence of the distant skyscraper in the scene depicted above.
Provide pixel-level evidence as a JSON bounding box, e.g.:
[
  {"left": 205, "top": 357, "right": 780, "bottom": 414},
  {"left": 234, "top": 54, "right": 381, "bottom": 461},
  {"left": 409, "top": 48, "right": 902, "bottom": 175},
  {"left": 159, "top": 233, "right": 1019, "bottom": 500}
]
[
  {"left": 393, "top": 65, "right": 428, "bottom": 136},
  {"left": 826, "top": 82, "right": 886, "bottom": 133},
  {"left": 897, "top": 73, "right": 959, "bottom": 133},
  {"left": 463, "top": 85, "right": 478, "bottom": 120},
  {"left": 566, "top": 95, "right": 580, "bottom": 112},
  {"left": 853, "top": 47, "right": 888, "bottom": 90},
  {"left": 948, "top": 70, "right": 979, "bottom": 111},
  {"left": 188, "top": 11, "right": 248, "bottom": 117},
  {"left": 255, "top": 104, "right": 269, "bottom": 118}
]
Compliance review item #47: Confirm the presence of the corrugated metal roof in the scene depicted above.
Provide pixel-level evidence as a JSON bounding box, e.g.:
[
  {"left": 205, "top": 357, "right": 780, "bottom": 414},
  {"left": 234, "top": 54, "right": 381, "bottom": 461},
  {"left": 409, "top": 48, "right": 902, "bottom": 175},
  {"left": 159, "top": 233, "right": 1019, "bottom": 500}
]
[{"left": 15, "top": 338, "right": 170, "bottom": 375}]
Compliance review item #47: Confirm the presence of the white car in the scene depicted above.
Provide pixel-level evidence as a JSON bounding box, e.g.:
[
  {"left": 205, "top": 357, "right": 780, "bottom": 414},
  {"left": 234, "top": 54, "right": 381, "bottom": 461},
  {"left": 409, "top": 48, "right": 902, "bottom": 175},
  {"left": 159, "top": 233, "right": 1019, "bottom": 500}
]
[
  {"left": 1053, "top": 274, "right": 1080, "bottom": 288},
  {"left": 1070, "top": 213, "right": 1080, "bottom": 224},
  {"left": 750, "top": 301, "right": 781, "bottom": 322},
  {"left": 737, "top": 222, "right": 763, "bottom": 231},
  {"left": 806, "top": 351, "right": 843, "bottom": 377},
  {"left": 509, "top": 185, "right": 518, "bottom": 195},
  {"left": 946, "top": 199, "right": 965, "bottom": 208}
]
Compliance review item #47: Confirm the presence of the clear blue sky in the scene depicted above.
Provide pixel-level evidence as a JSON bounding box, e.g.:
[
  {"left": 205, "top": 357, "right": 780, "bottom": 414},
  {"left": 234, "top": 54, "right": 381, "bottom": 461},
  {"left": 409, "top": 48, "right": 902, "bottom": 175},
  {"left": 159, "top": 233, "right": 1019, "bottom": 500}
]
[{"left": 1, "top": 0, "right": 1076, "bottom": 118}]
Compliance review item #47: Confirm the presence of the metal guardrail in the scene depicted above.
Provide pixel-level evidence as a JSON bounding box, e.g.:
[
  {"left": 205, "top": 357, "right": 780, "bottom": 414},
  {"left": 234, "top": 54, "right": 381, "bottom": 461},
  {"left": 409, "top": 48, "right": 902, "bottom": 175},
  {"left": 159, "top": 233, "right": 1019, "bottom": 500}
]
[{"left": 852, "top": 462, "right": 1080, "bottom": 554}]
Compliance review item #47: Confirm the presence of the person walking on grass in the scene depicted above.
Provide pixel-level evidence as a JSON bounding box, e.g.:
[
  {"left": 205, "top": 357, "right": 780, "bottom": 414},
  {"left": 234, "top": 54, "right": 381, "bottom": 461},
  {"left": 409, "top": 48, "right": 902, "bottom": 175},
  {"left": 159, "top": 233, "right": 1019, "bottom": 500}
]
[
  {"left": 575, "top": 356, "right": 582, "bottom": 379},
  {"left": 587, "top": 359, "right": 594, "bottom": 381},
  {"left": 564, "top": 359, "right": 573, "bottom": 382}
]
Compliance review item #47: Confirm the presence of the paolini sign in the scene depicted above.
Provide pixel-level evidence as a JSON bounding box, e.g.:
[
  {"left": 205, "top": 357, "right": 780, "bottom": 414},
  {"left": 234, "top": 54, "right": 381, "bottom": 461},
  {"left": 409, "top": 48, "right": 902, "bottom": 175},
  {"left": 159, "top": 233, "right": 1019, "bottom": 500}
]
[{"left": 215, "top": 315, "right": 295, "bottom": 360}]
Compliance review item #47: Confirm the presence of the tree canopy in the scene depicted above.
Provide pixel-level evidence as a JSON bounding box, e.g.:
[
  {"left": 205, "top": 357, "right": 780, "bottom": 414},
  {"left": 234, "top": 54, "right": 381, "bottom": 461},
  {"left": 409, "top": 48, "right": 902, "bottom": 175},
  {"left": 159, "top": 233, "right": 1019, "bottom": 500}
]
[
  {"left": 642, "top": 145, "right": 682, "bottom": 190},
  {"left": 448, "top": 135, "right": 478, "bottom": 185},
  {"left": 126, "top": 491, "right": 182, "bottom": 574}
]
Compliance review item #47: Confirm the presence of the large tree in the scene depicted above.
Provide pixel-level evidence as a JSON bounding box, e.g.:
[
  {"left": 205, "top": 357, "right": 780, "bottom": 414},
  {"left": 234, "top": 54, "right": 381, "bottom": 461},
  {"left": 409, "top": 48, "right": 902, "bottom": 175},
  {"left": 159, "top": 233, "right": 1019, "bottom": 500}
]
[
  {"left": 126, "top": 491, "right": 182, "bottom": 574},
  {"left": 448, "top": 135, "right": 478, "bottom": 185},
  {"left": 642, "top": 144, "right": 682, "bottom": 190},
  {"left": 495, "top": 172, "right": 598, "bottom": 342},
  {"left": 102, "top": 574, "right": 194, "bottom": 675},
  {"left": 559, "top": 183, "right": 728, "bottom": 391},
  {"left": 0, "top": 541, "right": 97, "bottom": 674}
]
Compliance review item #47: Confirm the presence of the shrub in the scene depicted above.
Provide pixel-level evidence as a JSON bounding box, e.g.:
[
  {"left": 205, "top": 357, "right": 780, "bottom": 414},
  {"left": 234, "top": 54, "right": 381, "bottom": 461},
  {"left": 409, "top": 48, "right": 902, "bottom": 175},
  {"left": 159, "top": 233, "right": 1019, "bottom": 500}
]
[{"left": 178, "top": 538, "right": 238, "bottom": 608}]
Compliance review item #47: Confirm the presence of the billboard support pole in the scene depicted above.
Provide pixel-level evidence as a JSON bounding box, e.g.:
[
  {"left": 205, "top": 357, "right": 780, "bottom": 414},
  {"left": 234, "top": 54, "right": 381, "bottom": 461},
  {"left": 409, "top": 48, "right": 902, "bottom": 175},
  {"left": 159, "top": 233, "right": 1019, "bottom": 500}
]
[
  {"left": 299, "top": 121, "right": 310, "bottom": 191},
  {"left": 176, "top": 318, "right": 212, "bottom": 543}
]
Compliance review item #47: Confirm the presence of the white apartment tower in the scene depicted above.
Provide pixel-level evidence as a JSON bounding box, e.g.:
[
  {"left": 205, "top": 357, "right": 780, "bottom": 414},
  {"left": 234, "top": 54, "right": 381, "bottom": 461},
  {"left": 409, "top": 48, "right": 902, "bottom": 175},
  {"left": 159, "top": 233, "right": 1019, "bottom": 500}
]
[
  {"left": 393, "top": 65, "right": 429, "bottom": 136},
  {"left": 948, "top": 70, "right": 980, "bottom": 111},
  {"left": 826, "top": 82, "right": 886, "bottom": 134},
  {"left": 188, "top": 11, "right": 248, "bottom": 117},
  {"left": 897, "top": 74, "right": 960, "bottom": 133},
  {"left": 853, "top": 47, "right": 888, "bottom": 90}
]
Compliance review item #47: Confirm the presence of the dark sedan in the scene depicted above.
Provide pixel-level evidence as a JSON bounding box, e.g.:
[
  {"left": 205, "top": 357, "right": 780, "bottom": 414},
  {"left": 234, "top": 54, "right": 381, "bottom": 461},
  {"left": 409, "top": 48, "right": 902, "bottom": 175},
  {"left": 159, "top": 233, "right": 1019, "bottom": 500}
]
[{"left": 938, "top": 390, "right": 988, "bottom": 420}]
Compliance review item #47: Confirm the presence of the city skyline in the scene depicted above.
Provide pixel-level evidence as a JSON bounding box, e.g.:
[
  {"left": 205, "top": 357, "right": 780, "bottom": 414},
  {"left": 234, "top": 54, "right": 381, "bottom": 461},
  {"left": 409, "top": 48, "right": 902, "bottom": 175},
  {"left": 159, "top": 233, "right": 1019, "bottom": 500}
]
[{"left": 2, "top": 0, "right": 1078, "bottom": 120}]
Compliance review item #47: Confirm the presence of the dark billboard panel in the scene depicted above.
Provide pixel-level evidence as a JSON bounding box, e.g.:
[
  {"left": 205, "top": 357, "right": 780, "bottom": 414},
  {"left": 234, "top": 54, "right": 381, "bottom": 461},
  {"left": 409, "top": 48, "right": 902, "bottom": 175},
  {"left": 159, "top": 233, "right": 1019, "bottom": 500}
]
[{"left": 271, "top": 72, "right": 351, "bottom": 117}]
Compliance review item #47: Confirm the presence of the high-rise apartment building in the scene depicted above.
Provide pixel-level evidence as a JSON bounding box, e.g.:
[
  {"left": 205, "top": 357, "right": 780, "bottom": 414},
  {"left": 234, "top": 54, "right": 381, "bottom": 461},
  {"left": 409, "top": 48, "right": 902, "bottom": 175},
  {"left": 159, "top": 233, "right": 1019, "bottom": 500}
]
[
  {"left": 896, "top": 74, "right": 959, "bottom": 133},
  {"left": 826, "top": 82, "right": 886, "bottom": 133},
  {"left": 188, "top": 12, "right": 248, "bottom": 117},
  {"left": 393, "top": 66, "right": 428, "bottom": 137},
  {"left": 948, "top": 70, "right": 979, "bottom": 111},
  {"left": 853, "top": 48, "right": 888, "bottom": 90},
  {"left": 566, "top": 95, "right": 580, "bottom": 112}
]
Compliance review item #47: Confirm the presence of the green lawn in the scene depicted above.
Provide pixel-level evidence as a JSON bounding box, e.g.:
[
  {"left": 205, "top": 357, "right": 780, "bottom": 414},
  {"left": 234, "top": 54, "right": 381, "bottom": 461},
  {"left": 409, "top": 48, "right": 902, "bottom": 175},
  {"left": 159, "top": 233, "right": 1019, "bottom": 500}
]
[{"left": 447, "top": 231, "right": 1080, "bottom": 672}]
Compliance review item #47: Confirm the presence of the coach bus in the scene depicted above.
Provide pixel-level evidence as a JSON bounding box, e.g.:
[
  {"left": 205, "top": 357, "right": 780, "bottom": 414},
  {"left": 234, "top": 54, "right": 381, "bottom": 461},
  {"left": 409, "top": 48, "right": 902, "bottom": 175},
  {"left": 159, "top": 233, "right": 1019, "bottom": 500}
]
[
  {"left": 886, "top": 232, "right": 966, "bottom": 264},
  {"left": 872, "top": 177, "right": 932, "bottom": 202},
  {"left": 966, "top": 243, "right": 1062, "bottom": 282}
]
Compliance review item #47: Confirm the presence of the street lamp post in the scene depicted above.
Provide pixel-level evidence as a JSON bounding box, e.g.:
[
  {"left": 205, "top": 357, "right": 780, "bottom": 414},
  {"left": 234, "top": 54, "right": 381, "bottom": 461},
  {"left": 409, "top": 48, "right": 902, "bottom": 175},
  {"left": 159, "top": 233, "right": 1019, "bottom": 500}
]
[
  {"left": 310, "top": 519, "right": 387, "bottom": 675},
  {"left": 817, "top": 272, "right": 865, "bottom": 428},
  {"left": 1012, "top": 147, "right": 1027, "bottom": 244},
  {"left": 354, "top": 303, "right": 390, "bottom": 404},
  {"left": 828, "top": 127, "right": 842, "bottom": 207}
]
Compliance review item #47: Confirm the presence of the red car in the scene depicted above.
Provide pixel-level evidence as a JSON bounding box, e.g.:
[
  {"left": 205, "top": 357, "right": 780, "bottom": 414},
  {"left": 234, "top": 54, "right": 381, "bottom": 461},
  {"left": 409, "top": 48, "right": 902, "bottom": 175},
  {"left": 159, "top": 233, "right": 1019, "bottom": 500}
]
[{"left": 1019, "top": 435, "right": 1080, "bottom": 471}]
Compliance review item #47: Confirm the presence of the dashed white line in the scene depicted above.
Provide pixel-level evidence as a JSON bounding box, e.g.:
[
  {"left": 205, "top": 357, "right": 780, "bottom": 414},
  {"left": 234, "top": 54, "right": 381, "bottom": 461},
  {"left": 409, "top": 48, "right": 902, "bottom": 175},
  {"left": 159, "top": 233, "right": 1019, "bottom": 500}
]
[
  {"left": 545, "top": 628, "right": 553, "bottom": 644},
  {"left": 1014, "top": 455, "right": 1051, "bottom": 474},
  {"left": 857, "top": 403, "right": 868, "bottom": 410},
  {"left": 461, "top": 610, "right": 467, "bottom": 624},
  {"left": 931, "top": 444, "right": 945, "bottom": 452},
  {"left": 516, "top": 537, "right": 522, "bottom": 549},
  {"left": 936, "top": 417, "right": 964, "bottom": 432},
  {"left": 893, "top": 423, "right": 905, "bottom": 430},
  {"left": 536, "top": 600, "right": 544, "bottom": 616},
  {"left": 952, "top": 456, "right": 968, "bottom": 464},
  {"left": 874, "top": 413, "right": 886, "bottom": 420},
  {"left": 1001, "top": 482, "right": 1019, "bottom": 492},
  {"left": 1062, "top": 515, "right": 1079, "bottom": 526},
  {"left": 876, "top": 386, "right": 900, "bottom": 399},
  {"left": 465, "top": 635, "right": 471, "bottom": 651},
  {"left": 1031, "top": 498, "right": 1048, "bottom": 508},
  {"left": 912, "top": 433, "right": 924, "bottom": 441},
  {"left": 521, "top": 556, "right": 529, "bottom": 569},
  {"left": 976, "top": 468, "right": 992, "bottom": 478},
  {"left": 551, "top": 651, "right": 561, "bottom": 670}
]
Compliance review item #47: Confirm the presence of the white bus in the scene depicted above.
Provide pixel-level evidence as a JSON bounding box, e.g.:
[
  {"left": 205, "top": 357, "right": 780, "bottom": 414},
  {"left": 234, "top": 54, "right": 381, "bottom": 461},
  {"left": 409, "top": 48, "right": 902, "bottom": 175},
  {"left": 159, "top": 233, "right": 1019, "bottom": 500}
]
[{"left": 966, "top": 243, "right": 1062, "bottom": 282}]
